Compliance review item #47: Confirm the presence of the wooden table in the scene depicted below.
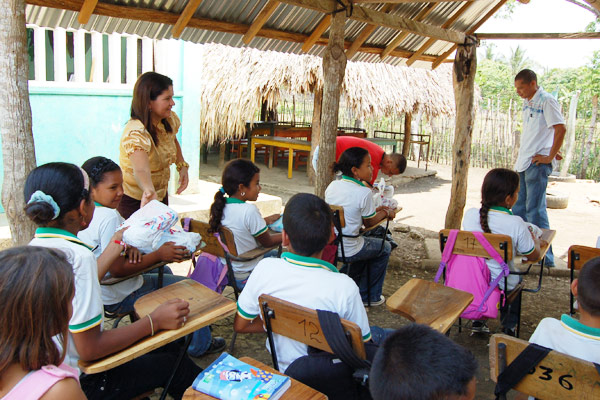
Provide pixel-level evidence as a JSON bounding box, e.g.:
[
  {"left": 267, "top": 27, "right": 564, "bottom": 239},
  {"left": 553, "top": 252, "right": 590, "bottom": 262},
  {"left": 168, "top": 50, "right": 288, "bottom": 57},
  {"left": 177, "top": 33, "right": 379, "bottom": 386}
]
[
  {"left": 251, "top": 136, "right": 311, "bottom": 179},
  {"left": 365, "top": 137, "right": 402, "bottom": 153},
  {"left": 182, "top": 357, "right": 327, "bottom": 400},
  {"left": 79, "top": 280, "right": 236, "bottom": 374}
]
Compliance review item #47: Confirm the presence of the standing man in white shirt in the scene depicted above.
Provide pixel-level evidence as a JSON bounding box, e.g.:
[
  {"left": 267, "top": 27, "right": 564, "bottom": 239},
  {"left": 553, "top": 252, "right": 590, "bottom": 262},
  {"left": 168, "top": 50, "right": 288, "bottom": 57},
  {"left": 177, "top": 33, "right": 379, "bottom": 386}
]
[{"left": 513, "top": 69, "right": 566, "bottom": 267}]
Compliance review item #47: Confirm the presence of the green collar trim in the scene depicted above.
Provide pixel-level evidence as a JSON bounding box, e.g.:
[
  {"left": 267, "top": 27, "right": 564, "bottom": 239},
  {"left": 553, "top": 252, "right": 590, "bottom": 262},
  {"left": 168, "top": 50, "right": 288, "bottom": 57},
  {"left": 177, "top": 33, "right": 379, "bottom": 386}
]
[
  {"left": 281, "top": 252, "right": 338, "bottom": 273},
  {"left": 34, "top": 227, "right": 95, "bottom": 251},
  {"left": 94, "top": 202, "right": 104, "bottom": 207},
  {"left": 561, "top": 314, "right": 600, "bottom": 339},
  {"left": 341, "top": 175, "right": 365, "bottom": 187},
  {"left": 226, "top": 197, "right": 246, "bottom": 204},
  {"left": 489, "top": 206, "right": 513, "bottom": 215}
]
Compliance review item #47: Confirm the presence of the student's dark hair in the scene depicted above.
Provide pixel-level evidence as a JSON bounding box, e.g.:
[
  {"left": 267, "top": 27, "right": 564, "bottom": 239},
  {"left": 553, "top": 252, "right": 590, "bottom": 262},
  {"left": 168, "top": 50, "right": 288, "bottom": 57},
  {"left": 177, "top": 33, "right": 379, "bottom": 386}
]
[
  {"left": 577, "top": 257, "right": 600, "bottom": 316},
  {"left": 130, "top": 71, "right": 173, "bottom": 146},
  {"left": 0, "top": 246, "right": 74, "bottom": 376},
  {"left": 515, "top": 69, "right": 537, "bottom": 84},
  {"left": 283, "top": 193, "right": 333, "bottom": 256},
  {"left": 332, "top": 147, "right": 369, "bottom": 177},
  {"left": 389, "top": 153, "right": 407, "bottom": 174},
  {"left": 479, "top": 168, "right": 520, "bottom": 233},
  {"left": 370, "top": 324, "right": 478, "bottom": 400},
  {"left": 209, "top": 159, "right": 260, "bottom": 233},
  {"left": 82, "top": 156, "right": 121, "bottom": 188},
  {"left": 24, "top": 162, "right": 91, "bottom": 226}
]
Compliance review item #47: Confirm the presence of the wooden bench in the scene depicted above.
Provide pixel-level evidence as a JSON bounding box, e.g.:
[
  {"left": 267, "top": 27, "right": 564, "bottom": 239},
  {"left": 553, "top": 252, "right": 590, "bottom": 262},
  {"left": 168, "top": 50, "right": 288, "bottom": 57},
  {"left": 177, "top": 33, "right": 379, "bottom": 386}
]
[
  {"left": 250, "top": 136, "right": 311, "bottom": 179},
  {"left": 568, "top": 245, "right": 600, "bottom": 315}
]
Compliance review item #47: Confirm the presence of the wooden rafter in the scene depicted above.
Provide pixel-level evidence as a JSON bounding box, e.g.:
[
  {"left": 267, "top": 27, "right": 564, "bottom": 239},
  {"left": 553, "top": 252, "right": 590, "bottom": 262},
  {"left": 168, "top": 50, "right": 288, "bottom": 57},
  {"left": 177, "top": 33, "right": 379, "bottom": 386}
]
[
  {"left": 172, "top": 0, "right": 204, "bottom": 38},
  {"left": 77, "top": 0, "right": 98, "bottom": 24},
  {"left": 432, "top": 0, "right": 508, "bottom": 69},
  {"left": 477, "top": 32, "right": 600, "bottom": 39},
  {"left": 243, "top": 0, "right": 280, "bottom": 44},
  {"left": 381, "top": 2, "right": 436, "bottom": 60},
  {"left": 278, "top": 0, "right": 466, "bottom": 44},
  {"left": 583, "top": 0, "right": 600, "bottom": 13},
  {"left": 346, "top": 3, "right": 394, "bottom": 58},
  {"left": 405, "top": 1, "right": 474, "bottom": 66},
  {"left": 26, "top": 0, "right": 451, "bottom": 64},
  {"left": 355, "top": 0, "right": 486, "bottom": 3},
  {"left": 302, "top": 15, "right": 332, "bottom": 53}
]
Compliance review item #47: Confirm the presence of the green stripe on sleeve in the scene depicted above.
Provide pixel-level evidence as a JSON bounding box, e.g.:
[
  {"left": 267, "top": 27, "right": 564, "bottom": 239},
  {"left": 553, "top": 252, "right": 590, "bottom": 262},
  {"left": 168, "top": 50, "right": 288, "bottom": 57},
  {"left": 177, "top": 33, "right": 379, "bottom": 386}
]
[
  {"left": 252, "top": 226, "right": 268, "bottom": 237},
  {"left": 362, "top": 332, "right": 372, "bottom": 342},
  {"left": 363, "top": 211, "right": 376, "bottom": 219},
  {"left": 521, "top": 246, "right": 535, "bottom": 256},
  {"left": 69, "top": 314, "right": 102, "bottom": 333},
  {"left": 237, "top": 304, "right": 258, "bottom": 320}
]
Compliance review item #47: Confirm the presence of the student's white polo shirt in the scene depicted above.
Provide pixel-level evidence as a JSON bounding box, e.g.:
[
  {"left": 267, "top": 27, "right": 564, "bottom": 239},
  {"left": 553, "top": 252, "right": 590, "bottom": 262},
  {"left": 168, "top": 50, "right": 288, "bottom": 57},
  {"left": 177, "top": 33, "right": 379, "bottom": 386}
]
[
  {"left": 325, "top": 175, "right": 376, "bottom": 257},
  {"left": 78, "top": 204, "right": 144, "bottom": 305},
  {"left": 221, "top": 198, "right": 269, "bottom": 277},
  {"left": 236, "top": 252, "right": 371, "bottom": 372},
  {"left": 515, "top": 87, "right": 565, "bottom": 172},
  {"left": 530, "top": 314, "right": 600, "bottom": 364},
  {"left": 463, "top": 207, "right": 535, "bottom": 291},
  {"left": 29, "top": 228, "right": 104, "bottom": 373}
]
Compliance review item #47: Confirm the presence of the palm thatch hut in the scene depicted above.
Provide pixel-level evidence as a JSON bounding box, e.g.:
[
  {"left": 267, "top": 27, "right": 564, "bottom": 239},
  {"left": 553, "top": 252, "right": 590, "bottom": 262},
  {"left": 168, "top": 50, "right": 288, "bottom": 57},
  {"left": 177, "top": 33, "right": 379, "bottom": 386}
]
[{"left": 198, "top": 43, "right": 453, "bottom": 146}]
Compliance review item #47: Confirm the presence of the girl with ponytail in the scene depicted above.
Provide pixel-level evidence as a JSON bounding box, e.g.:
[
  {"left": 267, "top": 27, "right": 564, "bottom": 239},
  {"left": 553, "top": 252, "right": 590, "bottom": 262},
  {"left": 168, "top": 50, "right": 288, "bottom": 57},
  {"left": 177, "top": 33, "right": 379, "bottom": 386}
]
[
  {"left": 463, "top": 168, "right": 545, "bottom": 335},
  {"left": 209, "top": 159, "right": 282, "bottom": 288}
]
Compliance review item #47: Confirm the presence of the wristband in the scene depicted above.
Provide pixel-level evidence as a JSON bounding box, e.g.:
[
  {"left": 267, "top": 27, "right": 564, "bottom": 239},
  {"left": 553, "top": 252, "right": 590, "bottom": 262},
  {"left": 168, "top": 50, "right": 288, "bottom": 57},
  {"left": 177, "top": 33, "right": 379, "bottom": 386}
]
[
  {"left": 148, "top": 314, "right": 155, "bottom": 336},
  {"left": 114, "top": 240, "right": 127, "bottom": 256}
]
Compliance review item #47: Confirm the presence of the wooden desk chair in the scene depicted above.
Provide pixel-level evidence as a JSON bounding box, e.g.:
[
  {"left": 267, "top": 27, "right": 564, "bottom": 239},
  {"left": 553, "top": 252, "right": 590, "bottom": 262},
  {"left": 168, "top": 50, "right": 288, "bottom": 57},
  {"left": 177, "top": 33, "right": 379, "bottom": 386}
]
[
  {"left": 439, "top": 229, "right": 544, "bottom": 338},
  {"left": 568, "top": 245, "right": 600, "bottom": 315},
  {"left": 489, "top": 334, "right": 600, "bottom": 400},
  {"left": 182, "top": 218, "right": 280, "bottom": 352},
  {"left": 258, "top": 294, "right": 366, "bottom": 372},
  {"left": 386, "top": 278, "right": 473, "bottom": 334},
  {"left": 330, "top": 205, "right": 389, "bottom": 307}
]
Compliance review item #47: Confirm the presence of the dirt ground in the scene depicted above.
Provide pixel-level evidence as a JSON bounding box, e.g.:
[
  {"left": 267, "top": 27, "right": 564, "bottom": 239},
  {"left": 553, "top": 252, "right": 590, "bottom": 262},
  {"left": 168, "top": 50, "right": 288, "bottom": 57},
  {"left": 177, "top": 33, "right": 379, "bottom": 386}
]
[{"left": 168, "top": 156, "right": 590, "bottom": 399}]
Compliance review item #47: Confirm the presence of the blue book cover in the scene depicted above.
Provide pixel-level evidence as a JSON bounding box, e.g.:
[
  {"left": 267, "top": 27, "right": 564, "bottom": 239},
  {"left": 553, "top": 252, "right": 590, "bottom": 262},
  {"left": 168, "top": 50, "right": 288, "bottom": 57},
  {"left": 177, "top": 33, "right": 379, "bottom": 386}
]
[{"left": 192, "top": 353, "right": 291, "bottom": 400}]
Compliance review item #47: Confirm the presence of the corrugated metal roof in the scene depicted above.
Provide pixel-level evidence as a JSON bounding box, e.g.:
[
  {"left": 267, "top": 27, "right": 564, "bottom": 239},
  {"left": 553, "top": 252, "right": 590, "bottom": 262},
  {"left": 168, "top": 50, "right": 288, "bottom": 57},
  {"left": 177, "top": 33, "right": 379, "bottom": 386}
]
[{"left": 25, "top": 0, "right": 504, "bottom": 67}]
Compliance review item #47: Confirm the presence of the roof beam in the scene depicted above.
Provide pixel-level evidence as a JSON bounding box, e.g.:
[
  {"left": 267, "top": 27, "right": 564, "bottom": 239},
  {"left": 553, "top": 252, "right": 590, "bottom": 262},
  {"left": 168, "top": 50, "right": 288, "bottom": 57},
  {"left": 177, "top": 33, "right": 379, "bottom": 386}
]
[
  {"left": 381, "top": 2, "right": 436, "bottom": 60},
  {"left": 172, "top": 0, "right": 204, "bottom": 38},
  {"left": 302, "top": 15, "right": 332, "bottom": 53},
  {"left": 26, "top": 0, "right": 450, "bottom": 64},
  {"left": 354, "top": 0, "right": 485, "bottom": 3},
  {"left": 243, "top": 0, "right": 280, "bottom": 44},
  {"left": 278, "top": 0, "right": 466, "bottom": 44},
  {"left": 346, "top": 3, "right": 394, "bottom": 58},
  {"left": 583, "top": 0, "right": 600, "bottom": 14},
  {"left": 405, "top": 1, "right": 474, "bottom": 66},
  {"left": 477, "top": 32, "right": 600, "bottom": 39},
  {"left": 77, "top": 0, "right": 98, "bottom": 24},
  {"left": 432, "top": 0, "right": 508, "bottom": 69}
]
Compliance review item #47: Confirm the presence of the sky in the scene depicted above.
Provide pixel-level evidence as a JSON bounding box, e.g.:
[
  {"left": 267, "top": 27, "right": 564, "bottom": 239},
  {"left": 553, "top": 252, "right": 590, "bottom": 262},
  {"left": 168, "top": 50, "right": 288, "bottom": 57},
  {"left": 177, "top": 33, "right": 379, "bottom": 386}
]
[{"left": 477, "top": 0, "right": 598, "bottom": 69}]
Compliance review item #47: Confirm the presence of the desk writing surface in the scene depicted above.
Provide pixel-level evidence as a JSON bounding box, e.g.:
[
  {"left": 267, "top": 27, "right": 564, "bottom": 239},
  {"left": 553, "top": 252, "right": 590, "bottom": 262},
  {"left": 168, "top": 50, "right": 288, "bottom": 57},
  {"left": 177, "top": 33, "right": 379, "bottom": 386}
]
[
  {"left": 79, "top": 281, "right": 235, "bottom": 374},
  {"left": 518, "top": 228, "right": 556, "bottom": 265},
  {"left": 182, "top": 357, "right": 327, "bottom": 400}
]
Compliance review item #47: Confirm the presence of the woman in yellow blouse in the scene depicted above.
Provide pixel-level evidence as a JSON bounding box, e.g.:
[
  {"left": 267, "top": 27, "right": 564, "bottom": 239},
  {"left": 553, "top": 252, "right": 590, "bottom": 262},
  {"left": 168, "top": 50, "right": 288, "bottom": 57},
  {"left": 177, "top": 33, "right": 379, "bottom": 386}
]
[{"left": 118, "top": 72, "right": 189, "bottom": 218}]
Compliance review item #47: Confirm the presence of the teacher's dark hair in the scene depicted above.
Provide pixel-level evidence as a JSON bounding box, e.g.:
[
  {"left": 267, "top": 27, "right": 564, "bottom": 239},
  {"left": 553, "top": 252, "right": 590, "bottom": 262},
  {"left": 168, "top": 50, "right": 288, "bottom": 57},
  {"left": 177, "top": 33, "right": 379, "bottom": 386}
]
[
  {"left": 131, "top": 72, "right": 173, "bottom": 146},
  {"left": 332, "top": 147, "right": 369, "bottom": 177}
]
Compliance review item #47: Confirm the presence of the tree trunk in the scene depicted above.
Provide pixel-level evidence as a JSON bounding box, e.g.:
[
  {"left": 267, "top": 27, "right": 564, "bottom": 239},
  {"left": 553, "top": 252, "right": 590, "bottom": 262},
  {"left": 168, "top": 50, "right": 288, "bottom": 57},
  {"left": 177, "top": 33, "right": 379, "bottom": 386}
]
[
  {"left": 402, "top": 113, "right": 412, "bottom": 157},
  {"left": 218, "top": 142, "right": 226, "bottom": 168},
  {"left": 0, "top": 0, "right": 37, "bottom": 245},
  {"left": 560, "top": 90, "right": 581, "bottom": 177},
  {"left": 308, "top": 88, "right": 323, "bottom": 185},
  {"left": 445, "top": 40, "right": 477, "bottom": 229},
  {"left": 315, "top": 10, "right": 346, "bottom": 199},
  {"left": 580, "top": 95, "right": 597, "bottom": 179}
]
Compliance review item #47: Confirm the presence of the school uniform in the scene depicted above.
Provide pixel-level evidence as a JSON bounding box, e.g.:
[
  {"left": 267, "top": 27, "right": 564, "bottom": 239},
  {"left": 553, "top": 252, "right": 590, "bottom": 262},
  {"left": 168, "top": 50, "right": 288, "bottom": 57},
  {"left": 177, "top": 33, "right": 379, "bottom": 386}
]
[
  {"left": 221, "top": 197, "right": 269, "bottom": 278},
  {"left": 29, "top": 228, "right": 103, "bottom": 373},
  {"left": 237, "top": 252, "right": 371, "bottom": 372}
]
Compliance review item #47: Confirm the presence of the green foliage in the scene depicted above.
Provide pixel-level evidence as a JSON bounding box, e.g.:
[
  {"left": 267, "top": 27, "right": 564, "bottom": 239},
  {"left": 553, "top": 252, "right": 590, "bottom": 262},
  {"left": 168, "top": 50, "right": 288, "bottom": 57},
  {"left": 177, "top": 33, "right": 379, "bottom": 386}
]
[{"left": 475, "top": 58, "right": 519, "bottom": 109}]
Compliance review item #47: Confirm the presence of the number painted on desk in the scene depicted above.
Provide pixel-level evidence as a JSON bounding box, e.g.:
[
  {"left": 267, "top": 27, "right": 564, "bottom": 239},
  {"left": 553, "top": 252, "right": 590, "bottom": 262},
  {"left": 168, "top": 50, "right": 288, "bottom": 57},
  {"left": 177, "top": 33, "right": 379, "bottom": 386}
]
[
  {"left": 527, "top": 366, "right": 574, "bottom": 390},
  {"left": 463, "top": 237, "right": 477, "bottom": 249},
  {"left": 297, "top": 319, "right": 321, "bottom": 343}
]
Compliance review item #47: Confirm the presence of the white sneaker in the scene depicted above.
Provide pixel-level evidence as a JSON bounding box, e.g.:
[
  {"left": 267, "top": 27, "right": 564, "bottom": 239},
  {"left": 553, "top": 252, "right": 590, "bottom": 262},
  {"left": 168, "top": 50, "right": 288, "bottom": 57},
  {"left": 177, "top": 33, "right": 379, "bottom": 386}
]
[{"left": 363, "top": 295, "right": 385, "bottom": 306}]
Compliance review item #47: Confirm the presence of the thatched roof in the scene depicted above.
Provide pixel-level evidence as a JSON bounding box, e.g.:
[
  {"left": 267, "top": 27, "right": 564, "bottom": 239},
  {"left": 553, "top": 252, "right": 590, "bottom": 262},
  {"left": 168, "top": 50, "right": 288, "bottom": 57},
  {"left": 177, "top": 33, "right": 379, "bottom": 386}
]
[{"left": 199, "top": 44, "right": 453, "bottom": 146}]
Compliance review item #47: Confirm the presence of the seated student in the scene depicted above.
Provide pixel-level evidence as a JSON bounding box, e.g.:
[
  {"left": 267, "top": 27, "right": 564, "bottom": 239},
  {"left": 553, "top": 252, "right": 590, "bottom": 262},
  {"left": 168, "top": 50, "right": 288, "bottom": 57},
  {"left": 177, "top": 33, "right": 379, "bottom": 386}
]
[
  {"left": 78, "top": 156, "right": 224, "bottom": 356},
  {"left": 370, "top": 324, "right": 478, "bottom": 400},
  {"left": 324, "top": 147, "right": 395, "bottom": 306},
  {"left": 529, "top": 256, "right": 600, "bottom": 363},
  {"left": 209, "top": 159, "right": 282, "bottom": 289},
  {"left": 234, "top": 193, "right": 376, "bottom": 372},
  {"left": 0, "top": 246, "right": 86, "bottom": 400},
  {"left": 25, "top": 162, "right": 200, "bottom": 400},
  {"left": 463, "top": 168, "right": 544, "bottom": 335}
]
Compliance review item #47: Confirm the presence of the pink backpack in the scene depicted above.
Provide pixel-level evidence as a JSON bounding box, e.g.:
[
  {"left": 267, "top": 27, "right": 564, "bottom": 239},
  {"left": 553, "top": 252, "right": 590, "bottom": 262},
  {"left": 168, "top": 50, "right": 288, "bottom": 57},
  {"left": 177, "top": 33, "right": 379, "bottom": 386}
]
[{"left": 434, "top": 230, "right": 510, "bottom": 320}]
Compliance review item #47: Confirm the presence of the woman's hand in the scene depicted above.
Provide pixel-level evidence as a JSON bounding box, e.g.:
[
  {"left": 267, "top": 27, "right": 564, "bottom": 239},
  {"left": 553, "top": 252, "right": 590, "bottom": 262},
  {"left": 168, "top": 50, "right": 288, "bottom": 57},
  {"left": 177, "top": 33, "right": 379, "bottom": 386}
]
[
  {"left": 141, "top": 189, "right": 158, "bottom": 207},
  {"left": 176, "top": 166, "right": 189, "bottom": 194},
  {"left": 150, "top": 298, "right": 190, "bottom": 331},
  {"left": 157, "top": 241, "right": 190, "bottom": 262}
]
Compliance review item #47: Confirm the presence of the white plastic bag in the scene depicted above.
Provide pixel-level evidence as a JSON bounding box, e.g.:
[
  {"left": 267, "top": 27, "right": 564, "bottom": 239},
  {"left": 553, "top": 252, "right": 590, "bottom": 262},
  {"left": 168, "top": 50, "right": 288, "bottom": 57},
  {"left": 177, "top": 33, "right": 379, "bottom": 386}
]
[
  {"left": 154, "top": 227, "right": 203, "bottom": 253},
  {"left": 120, "top": 200, "right": 179, "bottom": 253}
]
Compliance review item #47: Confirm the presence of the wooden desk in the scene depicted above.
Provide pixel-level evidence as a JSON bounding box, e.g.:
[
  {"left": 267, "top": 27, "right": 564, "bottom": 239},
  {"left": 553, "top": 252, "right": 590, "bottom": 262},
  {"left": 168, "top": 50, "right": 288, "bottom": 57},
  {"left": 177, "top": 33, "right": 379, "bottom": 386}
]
[
  {"left": 251, "top": 137, "right": 311, "bottom": 179},
  {"left": 79, "top": 280, "right": 236, "bottom": 374},
  {"left": 517, "top": 228, "right": 556, "bottom": 266},
  {"left": 183, "top": 357, "right": 327, "bottom": 400}
]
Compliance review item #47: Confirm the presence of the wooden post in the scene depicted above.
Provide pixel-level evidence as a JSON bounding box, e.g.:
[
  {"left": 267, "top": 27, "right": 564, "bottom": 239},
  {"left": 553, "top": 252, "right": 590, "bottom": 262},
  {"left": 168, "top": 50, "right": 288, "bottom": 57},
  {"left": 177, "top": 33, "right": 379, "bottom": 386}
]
[
  {"left": 315, "top": 8, "right": 346, "bottom": 198},
  {"left": 0, "top": 0, "right": 37, "bottom": 244},
  {"left": 308, "top": 88, "right": 322, "bottom": 185},
  {"left": 403, "top": 112, "right": 412, "bottom": 157},
  {"left": 445, "top": 39, "right": 477, "bottom": 229}
]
